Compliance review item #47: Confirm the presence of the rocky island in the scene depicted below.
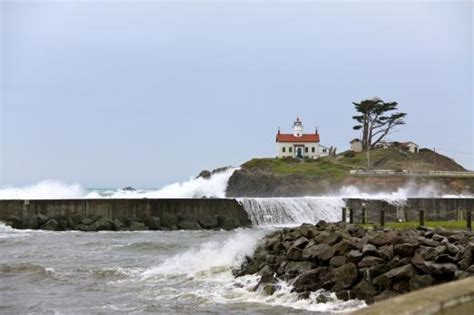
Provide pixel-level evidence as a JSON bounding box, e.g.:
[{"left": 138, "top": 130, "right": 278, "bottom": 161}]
[{"left": 233, "top": 221, "right": 474, "bottom": 304}]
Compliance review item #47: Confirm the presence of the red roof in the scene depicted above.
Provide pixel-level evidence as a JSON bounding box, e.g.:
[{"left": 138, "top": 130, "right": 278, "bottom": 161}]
[{"left": 276, "top": 133, "right": 320, "bottom": 143}]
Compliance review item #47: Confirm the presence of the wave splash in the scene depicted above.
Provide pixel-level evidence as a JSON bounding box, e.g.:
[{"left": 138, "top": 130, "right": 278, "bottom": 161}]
[
  {"left": 0, "top": 168, "right": 237, "bottom": 199},
  {"left": 238, "top": 197, "right": 345, "bottom": 226}
]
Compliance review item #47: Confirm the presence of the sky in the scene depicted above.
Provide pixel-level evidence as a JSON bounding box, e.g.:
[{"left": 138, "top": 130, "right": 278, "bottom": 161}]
[{"left": 1, "top": 0, "right": 473, "bottom": 188}]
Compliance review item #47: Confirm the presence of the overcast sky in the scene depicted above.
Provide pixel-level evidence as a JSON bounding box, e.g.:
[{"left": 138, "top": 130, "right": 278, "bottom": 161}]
[{"left": 1, "top": 1, "right": 473, "bottom": 188}]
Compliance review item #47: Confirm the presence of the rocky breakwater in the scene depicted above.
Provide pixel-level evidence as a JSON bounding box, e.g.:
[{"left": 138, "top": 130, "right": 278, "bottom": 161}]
[{"left": 233, "top": 221, "right": 474, "bottom": 304}]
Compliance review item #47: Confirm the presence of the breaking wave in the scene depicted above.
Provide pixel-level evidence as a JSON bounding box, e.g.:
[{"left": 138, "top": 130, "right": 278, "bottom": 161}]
[{"left": 0, "top": 168, "right": 237, "bottom": 199}]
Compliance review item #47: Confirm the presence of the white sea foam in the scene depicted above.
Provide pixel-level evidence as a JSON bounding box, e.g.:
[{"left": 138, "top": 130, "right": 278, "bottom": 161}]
[
  {"left": 238, "top": 197, "right": 344, "bottom": 226},
  {"left": 0, "top": 168, "right": 237, "bottom": 199}
]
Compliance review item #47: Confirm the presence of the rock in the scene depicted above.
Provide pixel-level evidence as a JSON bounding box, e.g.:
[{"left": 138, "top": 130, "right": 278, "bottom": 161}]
[
  {"left": 425, "top": 262, "right": 458, "bottom": 276},
  {"left": 358, "top": 256, "right": 384, "bottom": 268},
  {"left": 313, "top": 231, "right": 330, "bottom": 244},
  {"left": 81, "top": 217, "right": 94, "bottom": 225},
  {"left": 324, "top": 232, "right": 342, "bottom": 246},
  {"left": 434, "top": 254, "right": 457, "bottom": 264},
  {"left": 329, "top": 256, "right": 346, "bottom": 267},
  {"left": 146, "top": 216, "right": 161, "bottom": 230},
  {"left": 420, "top": 245, "right": 446, "bottom": 261},
  {"left": 383, "top": 264, "right": 416, "bottom": 280},
  {"left": 458, "top": 247, "right": 472, "bottom": 270},
  {"left": 334, "top": 239, "right": 357, "bottom": 255},
  {"left": 160, "top": 212, "right": 179, "bottom": 229},
  {"left": 302, "top": 244, "right": 335, "bottom": 261},
  {"left": 262, "top": 284, "right": 277, "bottom": 296},
  {"left": 177, "top": 221, "right": 201, "bottom": 230},
  {"left": 362, "top": 244, "right": 378, "bottom": 256},
  {"left": 348, "top": 225, "right": 366, "bottom": 238},
  {"left": 347, "top": 249, "right": 364, "bottom": 263},
  {"left": 293, "top": 237, "right": 309, "bottom": 249},
  {"left": 418, "top": 237, "right": 440, "bottom": 247},
  {"left": 466, "top": 265, "right": 474, "bottom": 273},
  {"left": 26, "top": 216, "right": 39, "bottom": 229},
  {"left": 454, "top": 270, "right": 470, "bottom": 280},
  {"left": 331, "top": 263, "right": 359, "bottom": 291},
  {"left": 392, "top": 280, "right": 410, "bottom": 293},
  {"left": 409, "top": 274, "right": 434, "bottom": 290},
  {"left": 285, "top": 261, "right": 314, "bottom": 278},
  {"left": 353, "top": 280, "right": 378, "bottom": 303},
  {"left": 394, "top": 243, "right": 415, "bottom": 257},
  {"left": 335, "top": 290, "right": 356, "bottom": 301},
  {"left": 378, "top": 245, "right": 394, "bottom": 260},
  {"left": 90, "top": 217, "right": 114, "bottom": 231},
  {"left": 293, "top": 267, "right": 327, "bottom": 292},
  {"left": 41, "top": 219, "right": 58, "bottom": 231},
  {"left": 444, "top": 242, "right": 460, "bottom": 256},
  {"left": 197, "top": 170, "right": 212, "bottom": 179},
  {"left": 37, "top": 213, "right": 49, "bottom": 226},
  {"left": 288, "top": 246, "right": 304, "bottom": 261},
  {"left": 6, "top": 215, "right": 24, "bottom": 229},
  {"left": 217, "top": 216, "right": 238, "bottom": 230},
  {"left": 129, "top": 222, "right": 148, "bottom": 231},
  {"left": 368, "top": 231, "right": 399, "bottom": 246}
]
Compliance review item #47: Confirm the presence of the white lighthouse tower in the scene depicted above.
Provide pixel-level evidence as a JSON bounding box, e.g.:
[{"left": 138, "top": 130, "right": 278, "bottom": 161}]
[{"left": 293, "top": 117, "right": 303, "bottom": 137}]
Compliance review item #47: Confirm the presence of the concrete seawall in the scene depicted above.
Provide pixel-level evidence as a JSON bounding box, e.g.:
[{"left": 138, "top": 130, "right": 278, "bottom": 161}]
[{"left": 0, "top": 198, "right": 252, "bottom": 231}]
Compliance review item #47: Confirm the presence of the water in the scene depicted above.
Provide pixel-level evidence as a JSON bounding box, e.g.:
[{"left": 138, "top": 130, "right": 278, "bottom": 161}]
[
  {"left": 238, "top": 197, "right": 345, "bottom": 226},
  {"left": 2, "top": 170, "right": 458, "bottom": 313},
  {"left": 0, "top": 224, "right": 365, "bottom": 314}
]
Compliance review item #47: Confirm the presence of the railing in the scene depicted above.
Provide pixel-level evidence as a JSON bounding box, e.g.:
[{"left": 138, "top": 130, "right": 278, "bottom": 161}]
[{"left": 349, "top": 169, "right": 474, "bottom": 177}]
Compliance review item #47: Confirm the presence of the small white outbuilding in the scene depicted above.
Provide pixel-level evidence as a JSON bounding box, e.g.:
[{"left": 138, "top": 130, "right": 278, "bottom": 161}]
[{"left": 350, "top": 139, "right": 363, "bottom": 153}]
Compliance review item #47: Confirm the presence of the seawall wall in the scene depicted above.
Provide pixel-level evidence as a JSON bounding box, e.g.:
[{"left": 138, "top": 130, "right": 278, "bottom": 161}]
[{"left": 0, "top": 198, "right": 252, "bottom": 231}]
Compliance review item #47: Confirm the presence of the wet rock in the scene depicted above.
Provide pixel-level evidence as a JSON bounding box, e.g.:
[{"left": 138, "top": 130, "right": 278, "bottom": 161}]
[
  {"left": 324, "top": 232, "right": 342, "bottom": 246},
  {"left": 334, "top": 239, "right": 357, "bottom": 255},
  {"left": 287, "top": 246, "right": 304, "bottom": 261},
  {"left": 347, "top": 249, "right": 363, "bottom": 263},
  {"left": 409, "top": 274, "right": 434, "bottom": 290},
  {"left": 217, "top": 216, "right": 238, "bottom": 231},
  {"left": 293, "top": 267, "right": 327, "bottom": 292},
  {"left": 262, "top": 284, "right": 277, "bottom": 296},
  {"left": 41, "top": 219, "right": 58, "bottom": 231},
  {"left": 37, "top": 213, "right": 49, "bottom": 226},
  {"left": 378, "top": 245, "right": 394, "bottom": 260},
  {"left": 293, "top": 237, "right": 309, "bottom": 249},
  {"left": 91, "top": 217, "right": 115, "bottom": 231},
  {"left": 331, "top": 263, "right": 358, "bottom": 291},
  {"left": 129, "top": 222, "right": 148, "bottom": 231},
  {"left": 394, "top": 243, "right": 415, "bottom": 257},
  {"left": 197, "top": 170, "right": 211, "bottom": 179},
  {"left": 368, "top": 231, "right": 399, "bottom": 246},
  {"left": 362, "top": 244, "right": 378, "bottom": 256},
  {"left": 302, "top": 244, "right": 335, "bottom": 261},
  {"left": 383, "top": 264, "right": 416, "bottom": 281},
  {"left": 353, "top": 280, "right": 377, "bottom": 303},
  {"left": 358, "top": 256, "right": 383, "bottom": 268},
  {"left": 329, "top": 256, "right": 346, "bottom": 267},
  {"left": 160, "top": 212, "right": 179, "bottom": 229},
  {"left": 425, "top": 262, "right": 458, "bottom": 276},
  {"left": 146, "top": 216, "right": 161, "bottom": 230},
  {"left": 177, "top": 221, "right": 201, "bottom": 230},
  {"left": 335, "top": 290, "right": 356, "bottom": 301}
]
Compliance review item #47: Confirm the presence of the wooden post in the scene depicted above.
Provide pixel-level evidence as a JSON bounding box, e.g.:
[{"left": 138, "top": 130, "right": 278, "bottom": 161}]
[
  {"left": 419, "top": 209, "right": 425, "bottom": 227},
  {"left": 349, "top": 208, "right": 354, "bottom": 224},
  {"left": 362, "top": 207, "right": 367, "bottom": 224},
  {"left": 467, "top": 209, "right": 472, "bottom": 231},
  {"left": 380, "top": 209, "right": 385, "bottom": 227},
  {"left": 342, "top": 207, "right": 347, "bottom": 223}
]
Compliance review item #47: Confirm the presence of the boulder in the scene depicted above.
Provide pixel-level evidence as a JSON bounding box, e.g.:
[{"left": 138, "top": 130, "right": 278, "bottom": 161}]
[
  {"left": 7, "top": 215, "right": 24, "bottom": 229},
  {"left": 353, "top": 280, "right": 378, "bottom": 303},
  {"left": 146, "top": 216, "right": 161, "bottom": 230},
  {"left": 293, "top": 237, "right": 309, "bottom": 249},
  {"left": 302, "top": 244, "right": 335, "bottom": 261},
  {"left": 129, "top": 222, "right": 148, "bottom": 231},
  {"left": 217, "top": 216, "right": 238, "bottom": 230},
  {"left": 358, "top": 256, "right": 383, "bottom": 268},
  {"left": 41, "top": 219, "right": 58, "bottom": 231},
  {"left": 293, "top": 267, "right": 328, "bottom": 292},
  {"left": 334, "top": 239, "right": 357, "bottom": 255},
  {"left": 409, "top": 274, "right": 434, "bottom": 291},
  {"left": 90, "top": 217, "right": 114, "bottom": 231},
  {"left": 197, "top": 170, "right": 211, "bottom": 179},
  {"left": 324, "top": 232, "right": 342, "bottom": 246},
  {"left": 347, "top": 249, "right": 363, "bottom": 263},
  {"left": 383, "top": 264, "right": 416, "bottom": 280},
  {"left": 288, "top": 246, "right": 304, "bottom": 261},
  {"left": 37, "top": 213, "right": 49, "bottom": 226},
  {"left": 425, "top": 262, "right": 458, "bottom": 277},
  {"left": 177, "top": 220, "right": 202, "bottom": 230},
  {"left": 331, "top": 263, "right": 359, "bottom": 291},
  {"left": 362, "top": 244, "right": 378, "bottom": 256},
  {"left": 368, "top": 231, "right": 399, "bottom": 246},
  {"left": 394, "top": 243, "right": 415, "bottom": 257},
  {"left": 285, "top": 261, "right": 314, "bottom": 278},
  {"left": 378, "top": 245, "right": 394, "bottom": 260},
  {"left": 329, "top": 256, "right": 346, "bottom": 267},
  {"left": 160, "top": 212, "right": 179, "bottom": 229}
]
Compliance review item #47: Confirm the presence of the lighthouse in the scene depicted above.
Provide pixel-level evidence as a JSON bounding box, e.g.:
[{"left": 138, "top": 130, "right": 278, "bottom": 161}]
[{"left": 276, "top": 118, "right": 321, "bottom": 159}]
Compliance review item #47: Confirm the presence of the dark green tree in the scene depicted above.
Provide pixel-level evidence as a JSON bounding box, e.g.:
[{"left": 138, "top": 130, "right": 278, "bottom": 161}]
[{"left": 352, "top": 97, "right": 407, "bottom": 150}]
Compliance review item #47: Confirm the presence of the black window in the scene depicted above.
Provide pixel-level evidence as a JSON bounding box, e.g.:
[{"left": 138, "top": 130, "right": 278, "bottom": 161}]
[
  {"left": 289, "top": 147, "right": 292, "bottom": 153},
  {"left": 305, "top": 147, "right": 308, "bottom": 153},
  {"left": 282, "top": 147, "right": 286, "bottom": 153},
  {"left": 323, "top": 149, "right": 327, "bottom": 153},
  {"left": 311, "top": 147, "right": 315, "bottom": 153}
]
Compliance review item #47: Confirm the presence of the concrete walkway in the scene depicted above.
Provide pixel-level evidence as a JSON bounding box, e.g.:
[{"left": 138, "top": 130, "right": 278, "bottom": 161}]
[{"left": 353, "top": 277, "right": 474, "bottom": 315}]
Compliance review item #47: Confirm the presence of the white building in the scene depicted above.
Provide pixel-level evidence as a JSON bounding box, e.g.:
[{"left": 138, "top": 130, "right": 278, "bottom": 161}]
[
  {"left": 276, "top": 118, "right": 321, "bottom": 159},
  {"left": 350, "top": 139, "right": 363, "bottom": 152},
  {"left": 400, "top": 141, "right": 419, "bottom": 154}
]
